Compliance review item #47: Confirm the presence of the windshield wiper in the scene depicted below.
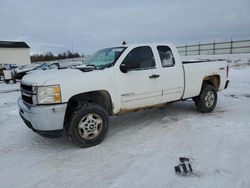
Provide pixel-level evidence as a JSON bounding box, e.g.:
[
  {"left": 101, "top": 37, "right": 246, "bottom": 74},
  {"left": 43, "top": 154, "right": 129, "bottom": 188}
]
[
  {"left": 75, "top": 64, "right": 96, "bottom": 72},
  {"left": 86, "top": 64, "right": 112, "bottom": 70},
  {"left": 76, "top": 64, "right": 113, "bottom": 72},
  {"left": 96, "top": 63, "right": 114, "bottom": 69},
  {"left": 85, "top": 64, "right": 97, "bottom": 68}
]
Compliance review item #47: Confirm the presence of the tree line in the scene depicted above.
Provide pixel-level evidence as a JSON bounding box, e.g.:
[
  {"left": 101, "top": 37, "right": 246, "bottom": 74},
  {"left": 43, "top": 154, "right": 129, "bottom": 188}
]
[{"left": 30, "top": 51, "right": 82, "bottom": 62}]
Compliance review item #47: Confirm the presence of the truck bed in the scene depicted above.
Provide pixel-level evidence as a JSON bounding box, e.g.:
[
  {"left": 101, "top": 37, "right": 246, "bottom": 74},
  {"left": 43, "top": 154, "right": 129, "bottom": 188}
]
[
  {"left": 182, "top": 60, "right": 228, "bottom": 99},
  {"left": 182, "top": 59, "right": 227, "bottom": 64}
]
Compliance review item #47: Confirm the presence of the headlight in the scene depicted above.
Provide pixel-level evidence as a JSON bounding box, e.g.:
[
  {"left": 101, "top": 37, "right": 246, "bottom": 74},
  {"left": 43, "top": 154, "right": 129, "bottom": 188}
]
[{"left": 37, "top": 85, "right": 62, "bottom": 104}]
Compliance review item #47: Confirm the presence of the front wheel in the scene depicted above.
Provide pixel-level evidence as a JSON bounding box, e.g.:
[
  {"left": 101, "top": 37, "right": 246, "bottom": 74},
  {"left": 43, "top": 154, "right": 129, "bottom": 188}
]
[
  {"left": 67, "top": 104, "right": 109, "bottom": 148},
  {"left": 194, "top": 84, "right": 217, "bottom": 113}
]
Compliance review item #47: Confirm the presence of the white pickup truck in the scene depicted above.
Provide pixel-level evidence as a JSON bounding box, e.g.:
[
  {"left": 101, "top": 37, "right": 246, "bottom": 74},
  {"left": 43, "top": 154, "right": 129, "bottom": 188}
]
[{"left": 18, "top": 43, "right": 229, "bottom": 147}]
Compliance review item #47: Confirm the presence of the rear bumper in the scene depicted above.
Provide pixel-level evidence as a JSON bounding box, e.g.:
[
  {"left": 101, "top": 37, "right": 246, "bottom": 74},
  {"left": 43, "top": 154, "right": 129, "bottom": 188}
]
[
  {"left": 18, "top": 98, "right": 67, "bottom": 132},
  {"left": 224, "top": 80, "right": 230, "bottom": 89}
]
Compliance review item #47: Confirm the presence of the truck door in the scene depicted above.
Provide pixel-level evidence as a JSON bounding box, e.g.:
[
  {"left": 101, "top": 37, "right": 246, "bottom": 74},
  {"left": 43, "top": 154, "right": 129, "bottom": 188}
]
[
  {"left": 157, "top": 45, "right": 184, "bottom": 102},
  {"left": 119, "top": 46, "right": 162, "bottom": 110}
]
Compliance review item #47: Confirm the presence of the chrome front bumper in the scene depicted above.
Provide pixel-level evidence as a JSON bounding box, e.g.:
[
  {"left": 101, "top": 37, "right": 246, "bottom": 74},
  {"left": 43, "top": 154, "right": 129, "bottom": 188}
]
[{"left": 18, "top": 98, "right": 67, "bottom": 131}]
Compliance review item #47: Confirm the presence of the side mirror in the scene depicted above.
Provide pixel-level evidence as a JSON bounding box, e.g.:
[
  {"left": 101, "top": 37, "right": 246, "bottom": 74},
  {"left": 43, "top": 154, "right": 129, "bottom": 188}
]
[{"left": 120, "top": 61, "right": 140, "bottom": 73}]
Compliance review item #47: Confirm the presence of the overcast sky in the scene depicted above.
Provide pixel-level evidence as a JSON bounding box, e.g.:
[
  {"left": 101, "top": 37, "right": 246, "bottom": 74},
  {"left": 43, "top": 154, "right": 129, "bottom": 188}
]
[{"left": 0, "top": 0, "right": 250, "bottom": 54}]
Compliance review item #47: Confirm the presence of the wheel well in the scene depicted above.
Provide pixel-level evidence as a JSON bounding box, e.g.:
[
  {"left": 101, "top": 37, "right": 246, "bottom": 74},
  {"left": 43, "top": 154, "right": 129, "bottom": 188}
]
[
  {"left": 203, "top": 75, "right": 220, "bottom": 90},
  {"left": 63, "top": 90, "right": 112, "bottom": 131}
]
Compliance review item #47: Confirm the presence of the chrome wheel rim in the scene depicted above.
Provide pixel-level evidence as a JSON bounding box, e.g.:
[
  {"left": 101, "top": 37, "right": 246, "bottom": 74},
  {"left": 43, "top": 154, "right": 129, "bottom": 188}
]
[
  {"left": 204, "top": 91, "right": 215, "bottom": 108},
  {"left": 78, "top": 113, "right": 103, "bottom": 140}
]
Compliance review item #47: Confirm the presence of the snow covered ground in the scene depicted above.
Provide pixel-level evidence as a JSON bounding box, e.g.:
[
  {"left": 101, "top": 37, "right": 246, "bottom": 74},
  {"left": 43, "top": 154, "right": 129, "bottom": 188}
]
[{"left": 0, "top": 66, "right": 250, "bottom": 188}]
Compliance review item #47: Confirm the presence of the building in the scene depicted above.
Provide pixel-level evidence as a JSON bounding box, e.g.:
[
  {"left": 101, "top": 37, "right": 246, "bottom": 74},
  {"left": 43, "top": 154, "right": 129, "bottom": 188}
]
[{"left": 0, "top": 41, "right": 31, "bottom": 65}]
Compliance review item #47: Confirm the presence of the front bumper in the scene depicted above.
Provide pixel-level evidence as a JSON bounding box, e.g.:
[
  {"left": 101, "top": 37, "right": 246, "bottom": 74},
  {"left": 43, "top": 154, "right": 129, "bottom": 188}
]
[{"left": 18, "top": 98, "right": 67, "bottom": 132}]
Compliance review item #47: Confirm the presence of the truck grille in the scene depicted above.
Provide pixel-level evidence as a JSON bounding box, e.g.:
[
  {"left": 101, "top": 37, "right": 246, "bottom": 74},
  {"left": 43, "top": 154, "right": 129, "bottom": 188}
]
[
  {"left": 20, "top": 83, "right": 33, "bottom": 92},
  {"left": 22, "top": 94, "right": 33, "bottom": 104},
  {"left": 20, "top": 83, "right": 36, "bottom": 105}
]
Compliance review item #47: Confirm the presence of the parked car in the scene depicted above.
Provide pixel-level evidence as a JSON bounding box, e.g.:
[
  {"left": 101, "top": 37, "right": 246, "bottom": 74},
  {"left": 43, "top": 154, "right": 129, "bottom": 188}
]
[
  {"left": 16, "top": 61, "right": 83, "bottom": 80},
  {"left": 0, "top": 64, "right": 18, "bottom": 82},
  {"left": 0, "top": 64, "right": 5, "bottom": 80},
  {"left": 15, "top": 63, "right": 41, "bottom": 80},
  {"left": 18, "top": 43, "right": 229, "bottom": 147}
]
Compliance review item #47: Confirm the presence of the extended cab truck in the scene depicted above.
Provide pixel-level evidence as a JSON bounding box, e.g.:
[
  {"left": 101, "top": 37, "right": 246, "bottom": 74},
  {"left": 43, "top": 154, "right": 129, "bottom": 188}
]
[{"left": 18, "top": 43, "right": 229, "bottom": 147}]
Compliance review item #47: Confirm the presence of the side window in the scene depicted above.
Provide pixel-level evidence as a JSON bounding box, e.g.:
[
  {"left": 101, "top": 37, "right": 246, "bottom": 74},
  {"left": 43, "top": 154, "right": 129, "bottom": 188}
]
[
  {"left": 157, "top": 46, "right": 175, "bottom": 67},
  {"left": 122, "top": 46, "right": 155, "bottom": 70}
]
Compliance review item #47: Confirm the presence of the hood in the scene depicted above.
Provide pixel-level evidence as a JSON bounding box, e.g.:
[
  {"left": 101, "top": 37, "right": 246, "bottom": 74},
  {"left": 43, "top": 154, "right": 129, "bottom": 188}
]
[{"left": 22, "top": 69, "right": 83, "bottom": 85}]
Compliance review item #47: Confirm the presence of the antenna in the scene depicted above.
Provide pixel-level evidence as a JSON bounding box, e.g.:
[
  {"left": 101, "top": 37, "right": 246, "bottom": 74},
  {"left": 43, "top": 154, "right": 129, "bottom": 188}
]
[{"left": 122, "top": 41, "right": 127, "bottom": 45}]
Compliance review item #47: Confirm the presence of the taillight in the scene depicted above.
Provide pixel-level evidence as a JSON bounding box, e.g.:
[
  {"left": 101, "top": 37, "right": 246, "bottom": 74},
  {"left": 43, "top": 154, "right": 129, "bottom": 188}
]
[{"left": 226, "top": 65, "right": 229, "bottom": 78}]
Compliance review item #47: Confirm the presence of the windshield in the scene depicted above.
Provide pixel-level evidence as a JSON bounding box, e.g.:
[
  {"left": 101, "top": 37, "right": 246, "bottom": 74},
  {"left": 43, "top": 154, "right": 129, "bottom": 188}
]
[{"left": 85, "top": 47, "right": 126, "bottom": 67}]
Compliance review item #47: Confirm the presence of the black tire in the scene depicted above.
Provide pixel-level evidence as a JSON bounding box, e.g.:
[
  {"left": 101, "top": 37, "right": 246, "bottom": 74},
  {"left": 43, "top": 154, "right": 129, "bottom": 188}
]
[
  {"left": 67, "top": 104, "right": 109, "bottom": 148},
  {"left": 194, "top": 84, "right": 217, "bottom": 113}
]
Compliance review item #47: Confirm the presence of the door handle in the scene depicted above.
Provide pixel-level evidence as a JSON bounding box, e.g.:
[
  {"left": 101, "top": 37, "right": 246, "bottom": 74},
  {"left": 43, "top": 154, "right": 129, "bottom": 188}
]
[{"left": 149, "top": 74, "right": 160, "bottom": 78}]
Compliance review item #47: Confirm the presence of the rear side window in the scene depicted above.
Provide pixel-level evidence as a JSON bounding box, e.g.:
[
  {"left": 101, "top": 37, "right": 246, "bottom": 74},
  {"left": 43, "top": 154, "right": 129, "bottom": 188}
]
[
  {"left": 122, "top": 46, "right": 155, "bottom": 70},
  {"left": 157, "top": 46, "right": 175, "bottom": 67}
]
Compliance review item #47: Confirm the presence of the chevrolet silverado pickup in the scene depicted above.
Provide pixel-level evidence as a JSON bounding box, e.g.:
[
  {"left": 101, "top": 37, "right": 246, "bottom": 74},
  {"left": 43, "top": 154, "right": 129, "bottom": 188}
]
[{"left": 18, "top": 43, "right": 229, "bottom": 147}]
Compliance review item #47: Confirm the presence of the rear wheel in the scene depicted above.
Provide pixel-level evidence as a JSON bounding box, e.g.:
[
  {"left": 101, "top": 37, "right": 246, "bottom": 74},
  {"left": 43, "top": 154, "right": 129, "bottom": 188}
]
[
  {"left": 67, "top": 104, "right": 109, "bottom": 148},
  {"left": 194, "top": 84, "right": 217, "bottom": 113}
]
